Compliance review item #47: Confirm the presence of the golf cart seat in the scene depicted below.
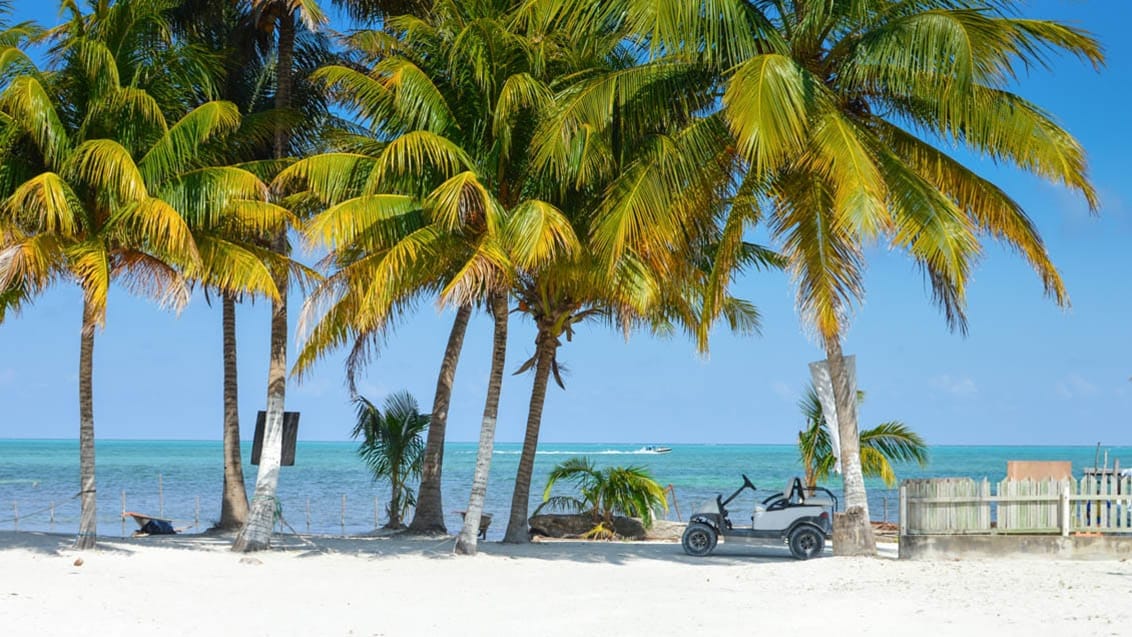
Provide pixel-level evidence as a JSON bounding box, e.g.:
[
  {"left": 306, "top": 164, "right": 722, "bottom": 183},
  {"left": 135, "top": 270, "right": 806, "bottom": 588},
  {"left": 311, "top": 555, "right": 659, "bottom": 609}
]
[
  {"left": 760, "top": 478, "right": 804, "bottom": 512},
  {"left": 785, "top": 478, "right": 805, "bottom": 505}
]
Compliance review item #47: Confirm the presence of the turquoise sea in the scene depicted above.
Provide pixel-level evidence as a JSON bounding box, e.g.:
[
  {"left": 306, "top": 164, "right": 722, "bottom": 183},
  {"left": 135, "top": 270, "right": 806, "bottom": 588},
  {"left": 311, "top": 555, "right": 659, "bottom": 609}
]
[{"left": 1, "top": 440, "right": 1129, "bottom": 540}]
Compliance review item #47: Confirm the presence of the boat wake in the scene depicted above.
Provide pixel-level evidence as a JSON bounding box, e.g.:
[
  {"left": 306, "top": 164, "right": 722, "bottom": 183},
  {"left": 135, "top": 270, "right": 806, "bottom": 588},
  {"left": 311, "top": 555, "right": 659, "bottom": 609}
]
[{"left": 487, "top": 449, "right": 670, "bottom": 456}]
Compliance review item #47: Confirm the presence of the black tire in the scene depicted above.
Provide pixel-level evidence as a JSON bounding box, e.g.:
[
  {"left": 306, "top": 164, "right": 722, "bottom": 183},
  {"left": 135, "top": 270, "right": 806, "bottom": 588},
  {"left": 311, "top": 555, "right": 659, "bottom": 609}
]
[
  {"left": 788, "top": 526, "right": 824, "bottom": 560},
  {"left": 681, "top": 522, "right": 718, "bottom": 556}
]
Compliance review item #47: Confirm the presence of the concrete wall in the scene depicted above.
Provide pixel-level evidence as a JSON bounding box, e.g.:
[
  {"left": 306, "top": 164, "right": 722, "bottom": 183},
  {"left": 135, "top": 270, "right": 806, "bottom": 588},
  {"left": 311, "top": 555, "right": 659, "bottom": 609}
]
[{"left": 899, "top": 534, "right": 1132, "bottom": 560}]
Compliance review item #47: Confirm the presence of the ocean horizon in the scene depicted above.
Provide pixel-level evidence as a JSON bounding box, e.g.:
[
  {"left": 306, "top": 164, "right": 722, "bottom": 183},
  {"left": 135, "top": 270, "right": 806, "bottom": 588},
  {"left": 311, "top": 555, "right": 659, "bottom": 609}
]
[{"left": 2, "top": 439, "right": 1129, "bottom": 541}]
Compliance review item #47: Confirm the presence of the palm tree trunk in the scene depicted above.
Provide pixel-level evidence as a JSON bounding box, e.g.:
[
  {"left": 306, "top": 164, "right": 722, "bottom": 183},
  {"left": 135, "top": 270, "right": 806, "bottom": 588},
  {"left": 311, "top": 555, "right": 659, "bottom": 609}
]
[
  {"left": 455, "top": 293, "right": 508, "bottom": 555},
  {"left": 232, "top": 280, "right": 287, "bottom": 551},
  {"left": 217, "top": 293, "right": 249, "bottom": 530},
  {"left": 387, "top": 462, "right": 401, "bottom": 529},
  {"left": 502, "top": 329, "right": 556, "bottom": 544},
  {"left": 233, "top": 8, "right": 294, "bottom": 553},
  {"left": 823, "top": 337, "right": 876, "bottom": 556},
  {"left": 408, "top": 304, "right": 471, "bottom": 534},
  {"left": 75, "top": 297, "right": 97, "bottom": 550},
  {"left": 273, "top": 16, "right": 293, "bottom": 160}
]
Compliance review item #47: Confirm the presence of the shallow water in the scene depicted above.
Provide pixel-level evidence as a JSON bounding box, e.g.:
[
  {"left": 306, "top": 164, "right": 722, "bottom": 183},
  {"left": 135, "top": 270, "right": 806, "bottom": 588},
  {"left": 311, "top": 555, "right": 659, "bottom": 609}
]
[{"left": 1, "top": 439, "right": 1128, "bottom": 540}]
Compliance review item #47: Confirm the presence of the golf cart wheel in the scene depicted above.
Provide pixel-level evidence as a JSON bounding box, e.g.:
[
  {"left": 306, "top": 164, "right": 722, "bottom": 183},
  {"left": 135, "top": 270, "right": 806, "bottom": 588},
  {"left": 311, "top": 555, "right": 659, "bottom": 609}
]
[
  {"left": 788, "top": 526, "right": 824, "bottom": 560},
  {"left": 681, "top": 522, "right": 718, "bottom": 556}
]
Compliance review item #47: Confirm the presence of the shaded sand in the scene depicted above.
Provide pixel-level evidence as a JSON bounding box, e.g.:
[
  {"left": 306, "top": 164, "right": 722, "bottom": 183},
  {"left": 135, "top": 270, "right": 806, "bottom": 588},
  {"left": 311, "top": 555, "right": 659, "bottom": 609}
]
[{"left": 0, "top": 530, "right": 1129, "bottom": 636}]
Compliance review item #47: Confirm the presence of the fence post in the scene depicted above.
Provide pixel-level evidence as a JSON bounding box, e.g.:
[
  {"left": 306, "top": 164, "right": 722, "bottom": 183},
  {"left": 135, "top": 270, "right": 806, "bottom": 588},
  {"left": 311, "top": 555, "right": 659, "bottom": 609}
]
[
  {"left": 121, "top": 490, "right": 127, "bottom": 538},
  {"left": 194, "top": 496, "right": 200, "bottom": 530},
  {"left": 898, "top": 484, "right": 907, "bottom": 536},
  {"left": 1060, "top": 482, "right": 1071, "bottom": 537},
  {"left": 305, "top": 497, "right": 311, "bottom": 533},
  {"left": 50, "top": 502, "right": 55, "bottom": 531}
]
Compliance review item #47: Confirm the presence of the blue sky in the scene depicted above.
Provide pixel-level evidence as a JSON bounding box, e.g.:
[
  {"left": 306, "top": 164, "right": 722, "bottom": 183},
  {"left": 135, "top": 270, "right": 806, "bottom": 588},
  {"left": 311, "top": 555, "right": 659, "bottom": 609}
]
[{"left": 1, "top": 1, "right": 1129, "bottom": 445}]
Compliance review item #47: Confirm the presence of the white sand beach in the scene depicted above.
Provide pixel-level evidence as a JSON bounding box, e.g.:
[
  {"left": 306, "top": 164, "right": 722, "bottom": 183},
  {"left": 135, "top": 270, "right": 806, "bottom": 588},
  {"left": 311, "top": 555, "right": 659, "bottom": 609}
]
[{"left": 0, "top": 531, "right": 1128, "bottom": 636}]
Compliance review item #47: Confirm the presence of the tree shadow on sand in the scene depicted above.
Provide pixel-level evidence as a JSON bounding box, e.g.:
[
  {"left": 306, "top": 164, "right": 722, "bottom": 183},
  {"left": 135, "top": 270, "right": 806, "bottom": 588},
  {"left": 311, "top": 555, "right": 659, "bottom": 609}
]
[{"left": 2, "top": 529, "right": 841, "bottom": 565}]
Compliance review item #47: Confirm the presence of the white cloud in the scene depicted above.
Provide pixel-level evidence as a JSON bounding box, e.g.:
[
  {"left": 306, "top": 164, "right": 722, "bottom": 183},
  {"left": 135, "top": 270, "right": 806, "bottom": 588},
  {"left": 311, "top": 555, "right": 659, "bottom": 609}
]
[
  {"left": 771, "top": 381, "right": 795, "bottom": 402},
  {"left": 931, "top": 374, "right": 977, "bottom": 397},
  {"left": 1054, "top": 373, "right": 1099, "bottom": 400}
]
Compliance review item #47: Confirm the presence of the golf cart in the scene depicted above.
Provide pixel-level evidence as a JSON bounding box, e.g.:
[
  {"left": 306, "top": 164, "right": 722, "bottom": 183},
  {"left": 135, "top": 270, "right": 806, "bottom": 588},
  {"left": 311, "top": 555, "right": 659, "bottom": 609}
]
[{"left": 681, "top": 475, "right": 837, "bottom": 560}]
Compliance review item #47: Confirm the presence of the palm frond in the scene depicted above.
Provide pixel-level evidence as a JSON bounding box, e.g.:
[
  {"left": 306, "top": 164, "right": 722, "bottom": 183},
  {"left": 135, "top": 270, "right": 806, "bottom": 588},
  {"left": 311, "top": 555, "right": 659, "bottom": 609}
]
[
  {"left": 65, "top": 139, "right": 149, "bottom": 204},
  {"left": 2, "top": 172, "right": 83, "bottom": 236},
  {"left": 274, "top": 153, "right": 379, "bottom": 206},
  {"left": 503, "top": 199, "right": 579, "bottom": 270},
  {"left": 0, "top": 76, "right": 71, "bottom": 170},
  {"left": 139, "top": 101, "right": 242, "bottom": 186},
  {"left": 723, "top": 54, "right": 827, "bottom": 177}
]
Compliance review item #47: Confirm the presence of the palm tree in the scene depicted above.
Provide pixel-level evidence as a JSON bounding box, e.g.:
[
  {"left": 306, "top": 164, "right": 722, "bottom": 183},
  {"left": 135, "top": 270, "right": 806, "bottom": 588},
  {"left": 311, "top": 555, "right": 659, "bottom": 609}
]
[
  {"left": 169, "top": 0, "right": 331, "bottom": 533},
  {"left": 497, "top": 2, "right": 781, "bottom": 543},
  {"left": 581, "top": 0, "right": 1102, "bottom": 555},
  {"left": 233, "top": 0, "right": 330, "bottom": 553},
  {"left": 537, "top": 457, "right": 667, "bottom": 539},
  {"left": 797, "top": 384, "right": 926, "bottom": 489},
  {"left": 281, "top": 2, "right": 579, "bottom": 548},
  {"left": 351, "top": 390, "right": 430, "bottom": 528},
  {"left": 0, "top": 3, "right": 280, "bottom": 549}
]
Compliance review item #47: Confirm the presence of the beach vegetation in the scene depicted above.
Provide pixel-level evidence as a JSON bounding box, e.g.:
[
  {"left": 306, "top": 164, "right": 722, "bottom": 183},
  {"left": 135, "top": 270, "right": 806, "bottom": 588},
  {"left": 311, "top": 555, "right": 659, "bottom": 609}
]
[
  {"left": 537, "top": 457, "right": 668, "bottom": 539},
  {"left": 493, "top": 2, "right": 779, "bottom": 545},
  {"left": 631, "top": 0, "right": 1102, "bottom": 555},
  {"left": 278, "top": 0, "right": 522, "bottom": 552},
  {"left": 351, "top": 390, "right": 430, "bottom": 529},
  {"left": 169, "top": 0, "right": 333, "bottom": 535},
  {"left": 231, "top": 0, "right": 337, "bottom": 554},
  {"left": 0, "top": 0, "right": 283, "bottom": 548},
  {"left": 797, "top": 384, "right": 928, "bottom": 489}
]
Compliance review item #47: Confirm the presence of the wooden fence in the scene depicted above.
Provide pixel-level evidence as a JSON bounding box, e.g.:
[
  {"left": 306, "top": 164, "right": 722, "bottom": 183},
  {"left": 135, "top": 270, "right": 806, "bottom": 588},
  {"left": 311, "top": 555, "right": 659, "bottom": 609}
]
[{"left": 900, "top": 476, "right": 1132, "bottom": 536}]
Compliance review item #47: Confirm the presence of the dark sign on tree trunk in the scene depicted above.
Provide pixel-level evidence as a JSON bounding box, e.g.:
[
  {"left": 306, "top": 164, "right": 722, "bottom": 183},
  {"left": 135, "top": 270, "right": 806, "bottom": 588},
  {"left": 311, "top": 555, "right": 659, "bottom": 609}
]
[{"left": 251, "top": 411, "right": 300, "bottom": 466}]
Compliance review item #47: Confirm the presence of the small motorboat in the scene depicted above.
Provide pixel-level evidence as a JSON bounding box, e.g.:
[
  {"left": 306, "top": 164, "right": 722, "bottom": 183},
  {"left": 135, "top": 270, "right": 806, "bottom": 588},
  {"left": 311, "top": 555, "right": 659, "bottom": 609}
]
[{"left": 643, "top": 445, "right": 672, "bottom": 454}]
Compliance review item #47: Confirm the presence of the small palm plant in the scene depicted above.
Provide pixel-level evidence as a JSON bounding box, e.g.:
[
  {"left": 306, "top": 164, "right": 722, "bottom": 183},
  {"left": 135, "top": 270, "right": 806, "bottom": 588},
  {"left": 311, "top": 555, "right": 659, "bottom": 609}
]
[
  {"left": 538, "top": 457, "right": 668, "bottom": 539},
  {"left": 351, "top": 391, "right": 430, "bottom": 529},
  {"left": 798, "top": 384, "right": 928, "bottom": 488}
]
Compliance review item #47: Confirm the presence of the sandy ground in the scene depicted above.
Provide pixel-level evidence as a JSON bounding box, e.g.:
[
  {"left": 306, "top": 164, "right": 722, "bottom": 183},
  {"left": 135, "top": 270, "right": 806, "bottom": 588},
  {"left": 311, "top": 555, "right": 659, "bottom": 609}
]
[{"left": 0, "top": 530, "right": 1129, "bottom": 636}]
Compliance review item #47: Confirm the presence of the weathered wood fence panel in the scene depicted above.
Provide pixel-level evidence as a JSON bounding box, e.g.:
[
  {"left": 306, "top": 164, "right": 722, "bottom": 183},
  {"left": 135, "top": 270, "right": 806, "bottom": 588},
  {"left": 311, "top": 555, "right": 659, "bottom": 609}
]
[
  {"left": 902, "top": 477, "right": 1132, "bottom": 536},
  {"left": 998, "top": 479, "right": 1064, "bottom": 533},
  {"left": 902, "top": 478, "right": 990, "bottom": 534}
]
